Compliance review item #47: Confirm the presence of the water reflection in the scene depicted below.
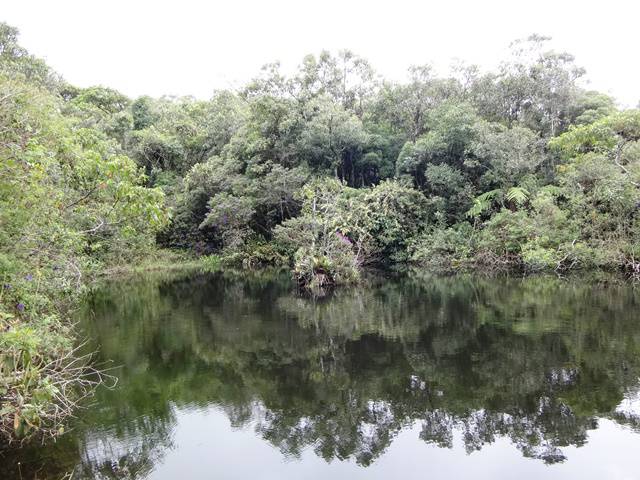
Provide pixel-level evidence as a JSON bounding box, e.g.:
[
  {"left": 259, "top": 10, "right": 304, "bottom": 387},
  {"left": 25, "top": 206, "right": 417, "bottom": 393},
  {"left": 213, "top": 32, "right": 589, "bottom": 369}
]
[{"left": 3, "top": 271, "right": 640, "bottom": 479}]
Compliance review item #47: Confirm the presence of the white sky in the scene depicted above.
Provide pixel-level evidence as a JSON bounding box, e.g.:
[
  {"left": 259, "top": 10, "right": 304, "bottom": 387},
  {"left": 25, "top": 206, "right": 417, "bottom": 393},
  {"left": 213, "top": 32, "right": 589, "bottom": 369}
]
[{"left": 3, "top": 0, "right": 639, "bottom": 106}]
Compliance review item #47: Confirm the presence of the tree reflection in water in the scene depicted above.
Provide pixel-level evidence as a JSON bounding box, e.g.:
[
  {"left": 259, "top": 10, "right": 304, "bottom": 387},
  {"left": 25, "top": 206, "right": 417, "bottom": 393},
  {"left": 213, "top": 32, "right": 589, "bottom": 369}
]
[{"left": 3, "top": 270, "right": 640, "bottom": 478}]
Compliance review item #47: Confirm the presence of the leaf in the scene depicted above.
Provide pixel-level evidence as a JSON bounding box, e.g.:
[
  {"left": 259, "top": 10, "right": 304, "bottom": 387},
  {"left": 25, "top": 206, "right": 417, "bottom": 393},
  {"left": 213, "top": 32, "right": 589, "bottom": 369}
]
[
  {"left": 466, "top": 189, "right": 501, "bottom": 218},
  {"left": 505, "top": 187, "right": 530, "bottom": 206}
]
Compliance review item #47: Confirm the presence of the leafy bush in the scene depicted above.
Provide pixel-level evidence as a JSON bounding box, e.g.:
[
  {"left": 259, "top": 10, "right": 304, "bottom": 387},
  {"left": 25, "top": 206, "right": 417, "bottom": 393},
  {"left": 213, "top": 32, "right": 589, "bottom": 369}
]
[
  {"left": 219, "top": 241, "right": 289, "bottom": 270},
  {"left": 0, "top": 36, "right": 167, "bottom": 442},
  {"left": 360, "top": 180, "right": 430, "bottom": 262},
  {"left": 409, "top": 224, "right": 475, "bottom": 270}
]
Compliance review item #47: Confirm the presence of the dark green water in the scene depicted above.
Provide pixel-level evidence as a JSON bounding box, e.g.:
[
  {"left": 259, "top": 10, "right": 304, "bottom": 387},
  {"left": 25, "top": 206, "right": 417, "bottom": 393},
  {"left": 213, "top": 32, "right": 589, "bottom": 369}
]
[{"left": 3, "top": 270, "right": 640, "bottom": 479}]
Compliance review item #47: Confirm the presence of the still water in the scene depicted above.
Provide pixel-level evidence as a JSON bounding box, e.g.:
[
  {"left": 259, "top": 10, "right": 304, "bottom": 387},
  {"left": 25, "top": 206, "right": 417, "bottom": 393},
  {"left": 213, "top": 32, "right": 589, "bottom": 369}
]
[{"left": 3, "top": 270, "right": 640, "bottom": 479}]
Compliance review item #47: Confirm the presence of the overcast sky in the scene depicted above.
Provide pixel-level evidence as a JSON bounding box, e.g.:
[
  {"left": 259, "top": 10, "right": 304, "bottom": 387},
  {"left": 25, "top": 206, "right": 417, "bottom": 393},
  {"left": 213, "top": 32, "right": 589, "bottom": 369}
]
[{"left": 3, "top": 0, "right": 638, "bottom": 106}]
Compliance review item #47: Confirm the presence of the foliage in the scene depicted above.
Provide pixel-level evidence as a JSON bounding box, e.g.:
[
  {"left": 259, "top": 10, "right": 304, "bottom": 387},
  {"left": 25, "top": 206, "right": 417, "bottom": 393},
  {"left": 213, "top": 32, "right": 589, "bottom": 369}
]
[
  {"left": 33, "top": 27, "right": 626, "bottom": 282},
  {"left": 2, "top": 20, "right": 640, "bottom": 443},
  {"left": 274, "top": 179, "right": 363, "bottom": 289},
  {"left": 408, "top": 223, "right": 475, "bottom": 269},
  {"left": 0, "top": 24, "right": 167, "bottom": 444},
  {"left": 359, "top": 180, "right": 430, "bottom": 261}
]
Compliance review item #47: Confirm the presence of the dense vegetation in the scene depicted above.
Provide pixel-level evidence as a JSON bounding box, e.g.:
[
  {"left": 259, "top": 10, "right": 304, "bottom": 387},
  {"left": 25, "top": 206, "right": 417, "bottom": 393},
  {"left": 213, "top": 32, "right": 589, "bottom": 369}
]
[
  {"left": 127, "top": 35, "right": 640, "bottom": 285},
  {"left": 0, "top": 24, "right": 167, "bottom": 443},
  {"left": 1, "top": 21, "right": 639, "bottom": 444}
]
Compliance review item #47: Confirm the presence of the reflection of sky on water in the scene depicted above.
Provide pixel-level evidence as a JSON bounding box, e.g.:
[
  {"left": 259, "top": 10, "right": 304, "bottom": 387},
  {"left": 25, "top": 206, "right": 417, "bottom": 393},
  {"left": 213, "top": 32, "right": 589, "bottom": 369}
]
[
  {"left": 72, "top": 389, "right": 640, "bottom": 480},
  {"left": 616, "top": 390, "right": 640, "bottom": 417},
  {"left": 116, "top": 406, "right": 639, "bottom": 480}
]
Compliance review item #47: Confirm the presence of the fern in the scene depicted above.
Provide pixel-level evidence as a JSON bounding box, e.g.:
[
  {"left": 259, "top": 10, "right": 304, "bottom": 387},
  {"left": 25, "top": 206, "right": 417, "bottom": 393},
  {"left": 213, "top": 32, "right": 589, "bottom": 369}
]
[
  {"left": 467, "top": 187, "right": 530, "bottom": 218},
  {"left": 505, "top": 187, "right": 530, "bottom": 206},
  {"left": 466, "top": 189, "right": 501, "bottom": 218}
]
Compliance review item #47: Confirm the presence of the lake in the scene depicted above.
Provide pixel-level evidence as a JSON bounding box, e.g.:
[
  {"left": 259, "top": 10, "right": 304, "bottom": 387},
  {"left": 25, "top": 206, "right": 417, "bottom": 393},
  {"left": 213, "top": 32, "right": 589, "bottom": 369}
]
[{"left": 3, "top": 270, "right": 640, "bottom": 479}]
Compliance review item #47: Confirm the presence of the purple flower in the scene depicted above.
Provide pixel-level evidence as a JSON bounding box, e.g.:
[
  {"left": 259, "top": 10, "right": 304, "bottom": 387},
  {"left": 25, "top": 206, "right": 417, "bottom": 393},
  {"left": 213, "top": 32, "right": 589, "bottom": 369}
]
[
  {"left": 335, "top": 231, "right": 352, "bottom": 245},
  {"left": 3, "top": 284, "right": 11, "bottom": 290},
  {"left": 25, "top": 274, "right": 33, "bottom": 281},
  {"left": 16, "top": 303, "right": 25, "bottom": 312}
]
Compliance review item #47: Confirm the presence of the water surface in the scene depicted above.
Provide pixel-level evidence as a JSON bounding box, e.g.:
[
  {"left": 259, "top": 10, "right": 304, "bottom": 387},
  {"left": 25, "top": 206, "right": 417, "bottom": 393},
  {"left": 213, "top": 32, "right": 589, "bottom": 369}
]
[{"left": 3, "top": 271, "right": 640, "bottom": 479}]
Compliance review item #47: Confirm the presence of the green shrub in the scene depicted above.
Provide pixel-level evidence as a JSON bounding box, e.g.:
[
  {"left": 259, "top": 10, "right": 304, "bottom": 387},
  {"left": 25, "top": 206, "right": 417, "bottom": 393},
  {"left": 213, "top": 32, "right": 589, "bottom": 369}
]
[
  {"left": 409, "top": 224, "right": 475, "bottom": 270},
  {"left": 218, "top": 241, "right": 289, "bottom": 270},
  {"left": 293, "top": 239, "right": 360, "bottom": 290}
]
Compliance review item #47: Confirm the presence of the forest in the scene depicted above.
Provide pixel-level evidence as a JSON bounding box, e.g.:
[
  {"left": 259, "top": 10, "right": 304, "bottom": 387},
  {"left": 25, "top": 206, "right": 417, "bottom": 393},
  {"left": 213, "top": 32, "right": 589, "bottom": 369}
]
[{"left": 1, "top": 20, "right": 640, "bottom": 445}]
